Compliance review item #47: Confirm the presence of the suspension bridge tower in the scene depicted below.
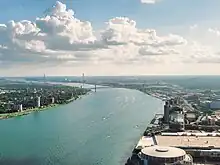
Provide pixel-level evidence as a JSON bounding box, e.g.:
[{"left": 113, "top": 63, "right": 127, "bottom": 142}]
[{"left": 94, "top": 84, "right": 97, "bottom": 92}]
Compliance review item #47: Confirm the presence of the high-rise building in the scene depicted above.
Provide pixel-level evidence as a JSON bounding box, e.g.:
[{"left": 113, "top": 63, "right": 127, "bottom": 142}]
[
  {"left": 37, "top": 96, "right": 41, "bottom": 107},
  {"left": 19, "top": 104, "right": 23, "bottom": 112},
  {"left": 164, "top": 101, "right": 170, "bottom": 123},
  {"left": 51, "top": 97, "right": 55, "bottom": 104}
]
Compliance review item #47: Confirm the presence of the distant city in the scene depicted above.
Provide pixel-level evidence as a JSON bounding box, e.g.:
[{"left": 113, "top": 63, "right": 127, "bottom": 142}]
[
  {"left": 2, "top": 75, "right": 220, "bottom": 116},
  {"left": 0, "top": 77, "right": 89, "bottom": 119},
  {"left": 1, "top": 75, "right": 220, "bottom": 165}
]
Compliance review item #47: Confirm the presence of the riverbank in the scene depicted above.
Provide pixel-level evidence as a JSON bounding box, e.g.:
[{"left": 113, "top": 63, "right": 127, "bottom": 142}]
[
  {"left": 142, "top": 91, "right": 166, "bottom": 101},
  {"left": 89, "top": 82, "right": 166, "bottom": 101},
  {"left": 0, "top": 94, "right": 87, "bottom": 120},
  {"left": 0, "top": 86, "right": 162, "bottom": 165},
  {"left": 0, "top": 104, "right": 59, "bottom": 120}
]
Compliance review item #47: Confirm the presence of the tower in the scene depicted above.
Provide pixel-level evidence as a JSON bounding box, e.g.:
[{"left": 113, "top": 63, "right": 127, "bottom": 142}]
[
  {"left": 82, "top": 73, "right": 85, "bottom": 88},
  {"left": 43, "top": 73, "right": 46, "bottom": 84},
  {"left": 94, "top": 84, "right": 97, "bottom": 92}
]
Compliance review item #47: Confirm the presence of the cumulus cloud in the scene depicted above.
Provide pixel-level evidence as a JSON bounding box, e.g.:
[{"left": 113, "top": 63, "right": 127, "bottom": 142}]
[
  {"left": 5, "top": 1, "right": 220, "bottom": 67},
  {"left": 0, "top": 1, "right": 102, "bottom": 64},
  {"left": 0, "top": 1, "right": 189, "bottom": 66},
  {"left": 101, "top": 17, "right": 187, "bottom": 47},
  {"left": 100, "top": 17, "right": 186, "bottom": 60}
]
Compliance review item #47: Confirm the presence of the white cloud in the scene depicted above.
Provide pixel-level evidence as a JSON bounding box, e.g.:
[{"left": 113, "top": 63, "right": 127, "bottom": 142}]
[
  {"left": 208, "top": 28, "right": 220, "bottom": 36},
  {"left": 190, "top": 24, "right": 198, "bottom": 30},
  {"left": 139, "top": 46, "right": 179, "bottom": 56},
  {"left": 0, "top": 1, "right": 101, "bottom": 64},
  {"left": 99, "top": 17, "right": 186, "bottom": 64},
  {"left": 101, "top": 17, "right": 187, "bottom": 47},
  {"left": 140, "top": 0, "right": 160, "bottom": 4},
  {"left": 1, "top": 0, "right": 220, "bottom": 75},
  {"left": 0, "top": 2, "right": 187, "bottom": 66}
]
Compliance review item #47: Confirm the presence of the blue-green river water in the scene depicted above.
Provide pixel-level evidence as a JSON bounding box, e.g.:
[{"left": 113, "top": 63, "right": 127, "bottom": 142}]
[{"left": 0, "top": 87, "right": 163, "bottom": 165}]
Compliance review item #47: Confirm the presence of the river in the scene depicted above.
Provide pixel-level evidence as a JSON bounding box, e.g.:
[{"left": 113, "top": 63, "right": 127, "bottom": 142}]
[{"left": 0, "top": 87, "right": 163, "bottom": 165}]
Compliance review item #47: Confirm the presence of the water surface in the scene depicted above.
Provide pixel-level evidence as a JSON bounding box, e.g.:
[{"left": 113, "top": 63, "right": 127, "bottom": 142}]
[{"left": 0, "top": 88, "right": 163, "bottom": 165}]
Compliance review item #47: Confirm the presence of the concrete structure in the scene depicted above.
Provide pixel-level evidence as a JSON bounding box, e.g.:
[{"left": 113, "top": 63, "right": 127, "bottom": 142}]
[
  {"left": 140, "top": 145, "right": 187, "bottom": 165},
  {"left": 156, "top": 135, "right": 220, "bottom": 148},
  {"left": 185, "top": 112, "right": 196, "bottom": 122},
  {"left": 37, "top": 96, "right": 41, "bottom": 107},
  {"left": 169, "top": 112, "right": 185, "bottom": 131},
  {"left": 135, "top": 136, "right": 155, "bottom": 150}
]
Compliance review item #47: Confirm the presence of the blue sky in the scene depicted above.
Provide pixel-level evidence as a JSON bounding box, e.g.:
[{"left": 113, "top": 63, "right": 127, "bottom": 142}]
[
  {"left": 1, "top": 0, "right": 220, "bottom": 76},
  {"left": 1, "top": 0, "right": 220, "bottom": 28}
]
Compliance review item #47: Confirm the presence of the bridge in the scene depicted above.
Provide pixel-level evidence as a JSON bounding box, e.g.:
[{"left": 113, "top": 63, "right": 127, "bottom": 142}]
[{"left": 81, "top": 84, "right": 111, "bottom": 92}]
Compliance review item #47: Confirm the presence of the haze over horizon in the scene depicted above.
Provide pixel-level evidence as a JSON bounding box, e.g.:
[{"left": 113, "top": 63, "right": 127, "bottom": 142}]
[{"left": 0, "top": 0, "right": 220, "bottom": 76}]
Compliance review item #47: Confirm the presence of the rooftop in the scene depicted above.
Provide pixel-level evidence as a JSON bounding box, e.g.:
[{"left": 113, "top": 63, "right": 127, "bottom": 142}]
[
  {"left": 135, "top": 136, "right": 154, "bottom": 149},
  {"left": 156, "top": 135, "right": 220, "bottom": 148},
  {"left": 141, "top": 145, "right": 186, "bottom": 158}
]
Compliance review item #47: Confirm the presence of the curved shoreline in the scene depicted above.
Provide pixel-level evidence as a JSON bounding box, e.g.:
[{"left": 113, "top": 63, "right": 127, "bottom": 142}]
[{"left": 0, "top": 94, "right": 88, "bottom": 120}]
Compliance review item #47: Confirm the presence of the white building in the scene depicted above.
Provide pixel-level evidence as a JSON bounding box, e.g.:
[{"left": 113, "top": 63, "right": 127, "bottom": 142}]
[
  {"left": 140, "top": 145, "right": 192, "bottom": 165},
  {"left": 51, "top": 97, "right": 55, "bottom": 104},
  {"left": 19, "top": 104, "right": 23, "bottom": 112},
  {"left": 37, "top": 97, "right": 41, "bottom": 107}
]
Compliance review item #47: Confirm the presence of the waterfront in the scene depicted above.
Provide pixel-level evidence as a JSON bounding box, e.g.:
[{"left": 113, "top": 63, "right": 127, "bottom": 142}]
[{"left": 0, "top": 88, "right": 163, "bottom": 165}]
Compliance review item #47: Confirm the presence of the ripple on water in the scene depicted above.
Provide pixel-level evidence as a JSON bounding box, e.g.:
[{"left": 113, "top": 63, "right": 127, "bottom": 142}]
[{"left": 0, "top": 88, "right": 163, "bottom": 165}]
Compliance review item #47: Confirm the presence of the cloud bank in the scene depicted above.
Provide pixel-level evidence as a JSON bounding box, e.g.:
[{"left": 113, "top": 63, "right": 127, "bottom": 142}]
[{"left": 0, "top": 1, "right": 219, "bottom": 68}]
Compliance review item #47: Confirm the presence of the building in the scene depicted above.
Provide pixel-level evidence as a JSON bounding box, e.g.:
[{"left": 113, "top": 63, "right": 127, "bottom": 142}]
[
  {"left": 140, "top": 145, "right": 192, "bottom": 165},
  {"left": 169, "top": 112, "right": 185, "bottom": 131},
  {"left": 164, "top": 101, "right": 170, "bottom": 123},
  {"left": 51, "top": 97, "right": 55, "bottom": 104},
  {"left": 155, "top": 133, "right": 220, "bottom": 162},
  {"left": 19, "top": 104, "right": 23, "bottom": 112},
  {"left": 37, "top": 97, "right": 41, "bottom": 107}
]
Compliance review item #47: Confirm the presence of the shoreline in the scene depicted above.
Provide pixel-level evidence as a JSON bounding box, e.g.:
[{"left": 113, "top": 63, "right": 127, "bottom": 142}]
[{"left": 0, "top": 94, "right": 87, "bottom": 120}]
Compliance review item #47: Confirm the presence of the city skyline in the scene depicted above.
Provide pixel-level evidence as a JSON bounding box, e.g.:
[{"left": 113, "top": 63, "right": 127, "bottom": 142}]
[{"left": 0, "top": 0, "right": 220, "bottom": 76}]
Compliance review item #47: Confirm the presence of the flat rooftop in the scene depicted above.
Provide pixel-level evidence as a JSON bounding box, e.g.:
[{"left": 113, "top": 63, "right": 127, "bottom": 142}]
[
  {"left": 156, "top": 135, "right": 220, "bottom": 148},
  {"left": 135, "top": 136, "right": 155, "bottom": 149}
]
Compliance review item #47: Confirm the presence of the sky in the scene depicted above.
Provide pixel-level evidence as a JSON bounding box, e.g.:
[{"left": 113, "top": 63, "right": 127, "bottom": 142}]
[{"left": 1, "top": 0, "right": 220, "bottom": 76}]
